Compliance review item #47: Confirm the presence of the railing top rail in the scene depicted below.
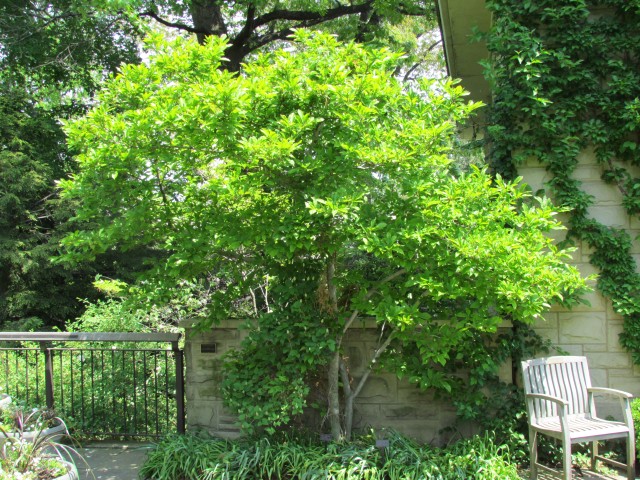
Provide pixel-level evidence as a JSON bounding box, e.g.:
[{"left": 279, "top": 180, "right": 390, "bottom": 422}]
[{"left": 0, "top": 332, "right": 181, "bottom": 343}]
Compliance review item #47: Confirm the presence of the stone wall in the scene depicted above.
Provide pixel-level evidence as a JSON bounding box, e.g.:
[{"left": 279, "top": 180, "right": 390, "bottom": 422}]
[
  {"left": 183, "top": 321, "right": 245, "bottom": 438},
  {"left": 183, "top": 320, "right": 483, "bottom": 444},
  {"left": 518, "top": 148, "right": 640, "bottom": 404}
]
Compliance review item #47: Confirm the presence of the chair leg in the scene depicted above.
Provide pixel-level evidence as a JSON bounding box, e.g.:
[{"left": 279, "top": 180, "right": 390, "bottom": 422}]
[
  {"left": 627, "top": 432, "right": 635, "bottom": 480},
  {"left": 529, "top": 428, "right": 538, "bottom": 480},
  {"left": 562, "top": 438, "right": 572, "bottom": 480},
  {"left": 591, "top": 440, "right": 598, "bottom": 472}
]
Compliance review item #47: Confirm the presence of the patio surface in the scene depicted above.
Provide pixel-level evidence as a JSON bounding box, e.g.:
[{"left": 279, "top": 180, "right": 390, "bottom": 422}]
[
  {"left": 519, "top": 467, "right": 634, "bottom": 479},
  {"left": 73, "top": 442, "right": 153, "bottom": 480}
]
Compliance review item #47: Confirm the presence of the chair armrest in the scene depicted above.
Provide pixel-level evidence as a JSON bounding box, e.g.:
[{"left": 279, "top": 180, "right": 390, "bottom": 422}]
[
  {"left": 587, "top": 387, "right": 634, "bottom": 429},
  {"left": 525, "top": 393, "right": 570, "bottom": 436},
  {"left": 526, "top": 393, "right": 569, "bottom": 407},
  {"left": 587, "top": 387, "right": 633, "bottom": 399}
]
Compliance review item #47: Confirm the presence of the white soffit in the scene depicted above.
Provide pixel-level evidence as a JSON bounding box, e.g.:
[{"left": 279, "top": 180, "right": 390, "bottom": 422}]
[{"left": 437, "top": 0, "right": 492, "bottom": 105}]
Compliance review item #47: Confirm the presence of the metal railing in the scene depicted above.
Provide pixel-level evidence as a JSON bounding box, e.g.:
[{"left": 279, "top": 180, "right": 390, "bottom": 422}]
[{"left": 0, "top": 332, "right": 185, "bottom": 438}]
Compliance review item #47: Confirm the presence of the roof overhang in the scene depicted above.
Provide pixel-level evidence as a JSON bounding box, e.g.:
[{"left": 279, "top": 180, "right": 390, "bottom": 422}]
[{"left": 436, "top": 0, "right": 492, "bottom": 108}]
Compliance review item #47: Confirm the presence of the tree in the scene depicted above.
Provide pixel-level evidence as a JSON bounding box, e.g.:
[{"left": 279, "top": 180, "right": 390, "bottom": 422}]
[
  {"left": 0, "top": 0, "right": 443, "bottom": 330},
  {"left": 60, "top": 31, "right": 587, "bottom": 439}
]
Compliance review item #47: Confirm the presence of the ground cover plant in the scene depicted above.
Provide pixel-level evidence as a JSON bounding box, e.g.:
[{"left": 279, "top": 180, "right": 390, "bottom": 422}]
[
  {"left": 60, "top": 30, "right": 587, "bottom": 440},
  {"left": 139, "top": 431, "right": 520, "bottom": 480}
]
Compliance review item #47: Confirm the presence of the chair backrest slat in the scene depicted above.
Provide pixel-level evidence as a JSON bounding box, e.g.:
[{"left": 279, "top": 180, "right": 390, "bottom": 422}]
[{"left": 521, "top": 356, "right": 591, "bottom": 421}]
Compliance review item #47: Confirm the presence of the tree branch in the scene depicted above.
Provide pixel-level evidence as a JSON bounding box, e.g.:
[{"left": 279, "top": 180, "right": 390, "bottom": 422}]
[
  {"left": 233, "top": 3, "right": 257, "bottom": 48},
  {"left": 253, "top": 2, "right": 374, "bottom": 29},
  {"left": 241, "top": 1, "right": 375, "bottom": 56},
  {"left": 352, "top": 331, "right": 395, "bottom": 399},
  {"left": 139, "top": 10, "right": 205, "bottom": 35},
  {"left": 339, "top": 358, "right": 352, "bottom": 398},
  {"left": 327, "top": 254, "right": 339, "bottom": 316},
  {"left": 397, "top": 3, "right": 430, "bottom": 16}
]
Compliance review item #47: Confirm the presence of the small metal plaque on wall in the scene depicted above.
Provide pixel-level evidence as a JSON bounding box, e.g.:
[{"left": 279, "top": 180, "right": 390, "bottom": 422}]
[{"left": 200, "top": 343, "right": 217, "bottom": 353}]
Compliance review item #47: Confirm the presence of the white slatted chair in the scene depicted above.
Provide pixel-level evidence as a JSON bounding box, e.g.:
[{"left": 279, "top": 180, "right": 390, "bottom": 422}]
[{"left": 521, "top": 356, "right": 635, "bottom": 480}]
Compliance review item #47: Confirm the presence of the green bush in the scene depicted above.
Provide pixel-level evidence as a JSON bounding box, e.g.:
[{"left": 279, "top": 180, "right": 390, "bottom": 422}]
[
  {"left": 631, "top": 398, "right": 640, "bottom": 461},
  {"left": 140, "top": 431, "right": 520, "bottom": 480}
]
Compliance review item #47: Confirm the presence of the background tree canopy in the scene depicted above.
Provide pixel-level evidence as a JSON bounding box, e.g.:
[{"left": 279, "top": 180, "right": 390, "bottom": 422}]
[
  {"left": 59, "top": 31, "right": 588, "bottom": 439},
  {"left": 117, "top": 0, "right": 438, "bottom": 71},
  {"left": 0, "top": 0, "right": 142, "bottom": 329}
]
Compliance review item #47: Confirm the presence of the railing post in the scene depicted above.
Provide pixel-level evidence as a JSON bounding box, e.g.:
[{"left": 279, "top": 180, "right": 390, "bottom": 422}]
[
  {"left": 173, "top": 340, "right": 185, "bottom": 434},
  {"left": 40, "top": 341, "right": 55, "bottom": 409}
]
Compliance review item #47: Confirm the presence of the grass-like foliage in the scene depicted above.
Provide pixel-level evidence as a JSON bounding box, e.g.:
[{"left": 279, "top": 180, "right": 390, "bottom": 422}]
[{"left": 140, "top": 431, "right": 519, "bottom": 480}]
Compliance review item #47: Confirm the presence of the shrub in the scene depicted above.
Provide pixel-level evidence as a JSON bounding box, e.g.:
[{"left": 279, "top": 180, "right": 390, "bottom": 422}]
[{"left": 631, "top": 398, "right": 640, "bottom": 461}]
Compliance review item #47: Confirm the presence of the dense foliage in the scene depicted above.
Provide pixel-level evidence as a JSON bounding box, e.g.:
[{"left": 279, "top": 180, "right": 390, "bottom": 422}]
[
  {"left": 632, "top": 398, "right": 640, "bottom": 462},
  {"left": 140, "top": 431, "right": 521, "bottom": 480},
  {"left": 0, "top": 0, "right": 143, "bottom": 329},
  {"left": 0, "top": 303, "right": 180, "bottom": 437},
  {"left": 483, "top": 0, "right": 640, "bottom": 359},
  {"left": 59, "top": 30, "right": 587, "bottom": 439}
]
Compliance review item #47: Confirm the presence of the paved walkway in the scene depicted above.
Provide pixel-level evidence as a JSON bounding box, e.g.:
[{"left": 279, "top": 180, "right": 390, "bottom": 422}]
[
  {"left": 72, "top": 442, "right": 154, "bottom": 480},
  {"left": 519, "top": 467, "right": 633, "bottom": 479}
]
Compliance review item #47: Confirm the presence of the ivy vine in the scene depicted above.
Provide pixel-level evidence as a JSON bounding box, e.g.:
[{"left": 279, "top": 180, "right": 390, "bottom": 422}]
[{"left": 483, "top": 0, "right": 640, "bottom": 361}]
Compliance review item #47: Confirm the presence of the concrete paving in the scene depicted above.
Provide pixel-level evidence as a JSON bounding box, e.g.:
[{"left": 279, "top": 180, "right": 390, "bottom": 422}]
[
  {"left": 71, "top": 442, "right": 154, "bottom": 480},
  {"left": 519, "top": 467, "right": 633, "bottom": 479}
]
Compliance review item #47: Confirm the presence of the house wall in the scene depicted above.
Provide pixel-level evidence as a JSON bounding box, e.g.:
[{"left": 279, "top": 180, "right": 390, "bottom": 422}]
[{"left": 519, "top": 148, "right": 640, "bottom": 402}]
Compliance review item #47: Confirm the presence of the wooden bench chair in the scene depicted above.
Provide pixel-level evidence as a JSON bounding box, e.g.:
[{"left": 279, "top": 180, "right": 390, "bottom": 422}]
[{"left": 521, "top": 356, "right": 635, "bottom": 480}]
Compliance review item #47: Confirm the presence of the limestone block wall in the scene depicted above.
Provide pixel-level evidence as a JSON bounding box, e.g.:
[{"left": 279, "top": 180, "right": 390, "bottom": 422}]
[
  {"left": 518, "top": 148, "right": 640, "bottom": 404},
  {"left": 183, "top": 320, "right": 475, "bottom": 444},
  {"left": 183, "top": 321, "right": 246, "bottom": 438}
]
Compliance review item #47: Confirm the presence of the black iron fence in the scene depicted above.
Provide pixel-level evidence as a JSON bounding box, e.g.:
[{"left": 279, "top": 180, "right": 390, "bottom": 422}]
[{"left": 0, "top": 332, "right": 185, "bottom": 439}]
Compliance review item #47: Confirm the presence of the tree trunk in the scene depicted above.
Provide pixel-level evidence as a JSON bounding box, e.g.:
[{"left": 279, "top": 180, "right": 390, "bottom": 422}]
[
  {"left": 328, "top": 349, "right": 343, "bottom": 440},
  {"left": 340, "top": 358, "right": 354, "bottom": 439},
  {"left": 326, "top": 255, "right": 343, "bottom": 440},
  {"left": 189, "top": 0, "right": 227, "bottom": 44}
]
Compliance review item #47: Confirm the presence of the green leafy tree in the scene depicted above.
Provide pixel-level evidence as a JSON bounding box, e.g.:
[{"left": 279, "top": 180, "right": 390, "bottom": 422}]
[
  {"left": 0, "top": 0, "right": 444, "bottom": 330},
  {"left": 60, "top": 31, "right": 587, "bottom": 439}
]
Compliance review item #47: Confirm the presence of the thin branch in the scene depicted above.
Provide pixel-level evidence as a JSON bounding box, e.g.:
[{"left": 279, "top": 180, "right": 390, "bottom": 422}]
[
  {"left": 139, "top": 10, "right": 205, "bottom": 35},
  {"left": 352, "top": 332, "right": 395, "bottom": 399},
  {"left": 426, "top": 39, "right": 443, "bottom": 52},
  {"left": 402, "top": 61, "right": 423, "bottom": 82}
]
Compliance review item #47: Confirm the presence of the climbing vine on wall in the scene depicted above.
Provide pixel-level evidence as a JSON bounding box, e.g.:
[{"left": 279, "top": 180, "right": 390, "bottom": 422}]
[{"left": 483, "top": 0, "right": 640, "bottom": 361}]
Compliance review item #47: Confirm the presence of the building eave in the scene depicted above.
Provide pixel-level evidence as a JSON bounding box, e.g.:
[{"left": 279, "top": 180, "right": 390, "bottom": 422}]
[{"left": 436, "top": 0, "right": 492, "bottom": 106}]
